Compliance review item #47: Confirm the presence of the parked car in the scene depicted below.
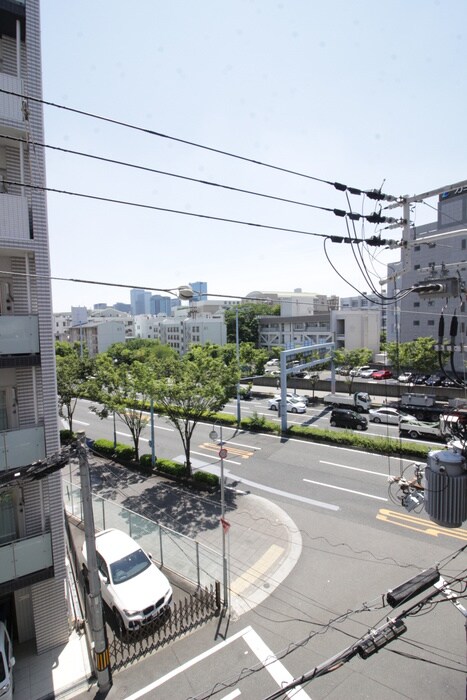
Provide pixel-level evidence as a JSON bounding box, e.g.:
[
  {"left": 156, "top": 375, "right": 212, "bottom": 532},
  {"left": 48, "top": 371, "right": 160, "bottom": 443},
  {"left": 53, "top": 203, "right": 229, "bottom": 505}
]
[
  {"left": 398, "top": 371, "right": 415, "bottom": 383},
  {"left": 359, "top": 367, "right": 377, "bottom": 379},
  {"left": 338, "top": 366, "right": 352, "bottom": 376},
  {"left": 350, "top": 365, "right": 371, "bottom": 377},
  {"left": 82, "top": 529, "right": 173, "bottom": 634},
  {"left": 0, "top": 622, "right": 14, "bottom": 700},
  {"left": 425, "top": 373, "right": 443, "bottom": 387},
  {"left": 371, "top": 369, "right": 393, "bottom": 380},
  {"left": 440, "top": 375, "right": 457, "bottom": 388},
  {"left": 368, "top": 407, "right": 416, "bottom": 425},
  {"left": 268, "top": 397, "right": 306, "bottom": 413},
  {"left": 413, "top": 373, "right": 430, "bottom": 385},
  {"left": 329, "top": 408, "right": 368, "bottom": 430}
]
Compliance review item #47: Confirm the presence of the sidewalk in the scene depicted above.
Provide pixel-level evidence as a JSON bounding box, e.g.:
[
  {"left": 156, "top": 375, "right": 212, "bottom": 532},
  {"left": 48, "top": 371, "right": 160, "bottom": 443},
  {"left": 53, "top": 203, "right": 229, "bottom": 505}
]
[{"left": 14, "top": 451, "right": 300, "bottom": 700}]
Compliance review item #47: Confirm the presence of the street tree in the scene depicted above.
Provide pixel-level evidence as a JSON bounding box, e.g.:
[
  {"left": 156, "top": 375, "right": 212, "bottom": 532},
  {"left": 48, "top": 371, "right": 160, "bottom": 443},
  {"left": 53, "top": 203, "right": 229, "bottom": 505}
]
[
  {"left": 385, "top": 337, "right": 441, "bottom": 374},
  {"left": 333, "top": 347, "right": 373, "bottom": 369},
  {"left": 151, "top": 345, "right": 239, "bottom": 477},
  {"left": 225, "top": 302, "right": 280, "bottom": 345},
  {"left": 56, "top": 341, "right": 91, "bottom": 433},
  {"left": 86, "top": 354, "right": 154, "bottom": 461}
]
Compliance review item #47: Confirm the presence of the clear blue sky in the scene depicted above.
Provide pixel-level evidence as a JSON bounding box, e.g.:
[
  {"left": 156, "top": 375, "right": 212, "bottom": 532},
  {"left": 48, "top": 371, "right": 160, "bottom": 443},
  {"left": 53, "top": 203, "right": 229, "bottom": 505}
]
[{"left": 39, "top": 1, "right": 467, "bottom": 312}]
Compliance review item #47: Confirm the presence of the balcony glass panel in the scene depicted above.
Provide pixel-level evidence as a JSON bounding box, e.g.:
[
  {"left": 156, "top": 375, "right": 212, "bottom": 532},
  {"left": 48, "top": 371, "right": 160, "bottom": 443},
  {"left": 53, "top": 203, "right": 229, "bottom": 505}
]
[
  {"left": 0, "top": 194, "right": 29, "bottom": 240},
  {"left": 0, "top": 425, "right": 45, "bottom": 472},
  {"left": 0, "top": 532, "right": 52, "bottom": 584},
  {"left": 0, "top": 315, "right": 39, "bottom": 355},
  {"left": 0, "top": 74, "right": 24, "bottom": 126}
]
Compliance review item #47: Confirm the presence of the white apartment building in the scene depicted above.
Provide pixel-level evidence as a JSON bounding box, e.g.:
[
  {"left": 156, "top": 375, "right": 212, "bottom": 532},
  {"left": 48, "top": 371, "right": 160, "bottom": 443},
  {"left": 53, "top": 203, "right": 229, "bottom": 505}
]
[
  {"left": 0, "top": 0, "right": 69, "bottom": 652},
  {"left": 258, "top": 309, "right": 380, "bottom": 355},
  {"left": 69, "top": 319, "right": 126, "bottom": 356},
  {"left": 247, "top": 289, "right": 339, "bottom": 316},
  {"left": 134, "top": 313, "right": 163, "bottom": 340},
  {"left": 159, "top": 313, "right": 226, "bottom": 354}
]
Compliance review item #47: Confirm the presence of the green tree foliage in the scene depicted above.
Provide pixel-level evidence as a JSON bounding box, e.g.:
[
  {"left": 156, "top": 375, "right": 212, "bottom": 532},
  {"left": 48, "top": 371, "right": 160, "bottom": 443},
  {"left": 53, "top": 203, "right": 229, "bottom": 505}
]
[
  {"left": 151, "top": 346, "right": 240, "bottom": 477},
  {"left": 225, "top": 303, "right": 280, "bottom": 345},
  {"left": 105, "top": 338, "right": 177, "bottom": 366},
  {"left": 333, "top": 347, "right": 373, "bottom": 369},
  {"left": 55, "top": 341, "right": 92, "bottom": 433},
  {"left": 86, "top": 355, "right": 154, "bottom": 461},
  {"left": 385, "top": 337, "right": 441, "bottom": 374}
]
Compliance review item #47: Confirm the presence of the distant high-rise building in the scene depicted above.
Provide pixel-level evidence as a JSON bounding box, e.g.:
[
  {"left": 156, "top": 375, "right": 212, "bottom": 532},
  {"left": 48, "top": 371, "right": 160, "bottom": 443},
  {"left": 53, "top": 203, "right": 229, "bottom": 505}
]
[
  {"left": 189, "top": 281, "right": 208, "bottom": 301},
  {"left": 150, "top": 294, "right": 172, "bottom": 316},
  {"left": 113, "top": 302, "right": 131, "bottom": 313},
  {"left": 130, "top": 288, "right": 151, "bottom": 315}
]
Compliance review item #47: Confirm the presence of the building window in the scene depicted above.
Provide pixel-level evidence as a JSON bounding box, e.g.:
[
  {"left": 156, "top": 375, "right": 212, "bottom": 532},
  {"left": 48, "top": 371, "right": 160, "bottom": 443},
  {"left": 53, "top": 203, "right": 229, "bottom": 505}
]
[
  {"left": 428, "top": 320, "right": 434, "bottom": 326},
  {"left": 414, "top": 245, "right": 420, "bottom": 252},
  {"left": 413, "top": 302, "right": 420, "bottom": 308},
  {"left": 462, "top": 239, "right": 466, "bottom": 250},
  {"left": 414, "top": 264, "right": 420, "bottom": 270},
  {"left": 413, "top": 320, "right": 420, "bottom": 326}
]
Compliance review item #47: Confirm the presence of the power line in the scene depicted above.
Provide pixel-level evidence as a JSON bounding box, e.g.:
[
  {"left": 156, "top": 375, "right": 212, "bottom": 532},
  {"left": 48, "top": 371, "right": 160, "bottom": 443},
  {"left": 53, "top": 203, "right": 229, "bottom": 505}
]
[
  {"left": 1, "top": 134, "right": 398, "bottom": 224},
  {"left": 0, "top": 86, "right": 398, "bottom": 201},
  {"left": 4, "top": 178, "right": 399, "bottom": 242}
]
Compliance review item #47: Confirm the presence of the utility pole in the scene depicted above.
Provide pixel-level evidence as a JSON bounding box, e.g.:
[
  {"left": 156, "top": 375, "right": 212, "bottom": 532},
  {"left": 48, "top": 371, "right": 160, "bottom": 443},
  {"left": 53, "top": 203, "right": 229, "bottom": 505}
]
[{"left": 77, "top": 432, "right": 111, "bottom": 691}]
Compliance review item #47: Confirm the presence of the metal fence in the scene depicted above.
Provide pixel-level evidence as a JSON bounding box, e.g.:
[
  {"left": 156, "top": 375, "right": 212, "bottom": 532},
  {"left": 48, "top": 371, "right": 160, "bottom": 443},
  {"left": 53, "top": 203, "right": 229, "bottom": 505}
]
[
  {"left": 108, "top": 585, "right": 219, "bottom": 672},
  {"left": 63, "top": 479, "right": 222, "bottom": 589}
]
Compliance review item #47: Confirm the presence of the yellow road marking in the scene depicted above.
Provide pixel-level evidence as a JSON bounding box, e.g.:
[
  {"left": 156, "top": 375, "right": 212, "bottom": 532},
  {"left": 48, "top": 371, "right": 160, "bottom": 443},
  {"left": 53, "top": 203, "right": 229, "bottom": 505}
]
[
  {"left": 377, "top": 508, "right": 467, "bottom": 541},
  {"left": 200, "top": 442, "right": 255, "bottom": 459},
  {"left": 231, "top": 544, "right": 284, "bottom": 595}
]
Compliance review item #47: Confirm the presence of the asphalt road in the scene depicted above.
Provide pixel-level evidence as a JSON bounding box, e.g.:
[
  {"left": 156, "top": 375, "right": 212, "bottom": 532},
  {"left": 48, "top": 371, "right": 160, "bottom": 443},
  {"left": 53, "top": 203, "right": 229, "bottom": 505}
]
[{"left": 68, "top": 400, "right": 467, "bottom": 699}]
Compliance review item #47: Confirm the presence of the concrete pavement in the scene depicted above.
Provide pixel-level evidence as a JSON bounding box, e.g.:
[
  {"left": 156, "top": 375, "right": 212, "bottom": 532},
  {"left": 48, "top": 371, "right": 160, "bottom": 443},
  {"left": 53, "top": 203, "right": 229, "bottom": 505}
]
[{"left": 15, "top": 448, "right": 301, "bottom": 700}]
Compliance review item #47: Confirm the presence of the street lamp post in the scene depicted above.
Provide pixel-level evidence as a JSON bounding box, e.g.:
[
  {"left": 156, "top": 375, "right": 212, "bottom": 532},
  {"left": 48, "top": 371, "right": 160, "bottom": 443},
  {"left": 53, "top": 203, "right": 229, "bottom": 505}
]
[
  {"left": 209, "top": 422, "right": 229, "bottom": 611},
  {"left": 112, "top": 411, "right": 117, "bottom": 449},
  {"left": 150, "top": 398, "right": 156, "bottom": 468}
]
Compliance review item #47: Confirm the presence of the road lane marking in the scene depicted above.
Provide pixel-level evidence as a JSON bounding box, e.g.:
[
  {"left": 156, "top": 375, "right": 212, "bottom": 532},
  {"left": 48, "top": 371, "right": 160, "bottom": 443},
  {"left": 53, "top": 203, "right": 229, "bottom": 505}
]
[
  {"left": 222, "top": 691, "right": 241, "bottom": 699},
  {"left": 225, "top": 471, "right": 339, "bottom": 511},
  {"left": 181, "top": 452, "right": 242, "bottom": 466},
  {"left": 231, "top": 544, "right": 284, "bottom": 595},
  {"left": 303, "top": 478, "right": 387, "bottom": 501},
  {"left": 200, "top": 441, "right": 255, "bottom": 458},
  {"left": 71, "top": 419, "right": 89, "bottom": 426},
  {"left": 242, "top": 628, "right": 311, "bottom": 699},
  {"left": 122, "top": 625, "right": 311, "bottom": 700},
  {"left": 320, "top": 460, "right": 388, "bottom": 478},
  {"left": 377, "top": 508, "right": 467, "bottom": 541}
]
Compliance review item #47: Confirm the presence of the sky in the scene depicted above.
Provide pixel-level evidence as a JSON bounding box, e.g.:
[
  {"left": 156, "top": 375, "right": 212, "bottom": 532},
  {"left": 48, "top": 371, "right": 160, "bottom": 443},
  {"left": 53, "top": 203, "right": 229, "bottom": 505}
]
[{"left": 38, "top": 0, "right": 467, "bottom": 312}]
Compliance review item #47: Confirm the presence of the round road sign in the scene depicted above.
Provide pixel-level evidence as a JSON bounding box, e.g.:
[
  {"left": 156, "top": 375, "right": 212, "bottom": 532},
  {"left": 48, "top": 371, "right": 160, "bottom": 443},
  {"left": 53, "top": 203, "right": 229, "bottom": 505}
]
[{"left": 219, "top": 448, "right": 228, "bottom": 459}]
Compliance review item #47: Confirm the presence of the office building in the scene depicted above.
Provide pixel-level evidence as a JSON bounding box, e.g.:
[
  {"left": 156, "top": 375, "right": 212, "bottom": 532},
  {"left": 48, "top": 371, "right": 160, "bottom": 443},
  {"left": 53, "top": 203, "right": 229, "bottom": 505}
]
[
  {"left": 386, "top": 190, "right": 467, "bottom": 368},
  {"left": 189, "top": 280, "right": 208, "bottom": 301},
  {"left": 0, "top": 0, "right": 69, "bottom": 652}
]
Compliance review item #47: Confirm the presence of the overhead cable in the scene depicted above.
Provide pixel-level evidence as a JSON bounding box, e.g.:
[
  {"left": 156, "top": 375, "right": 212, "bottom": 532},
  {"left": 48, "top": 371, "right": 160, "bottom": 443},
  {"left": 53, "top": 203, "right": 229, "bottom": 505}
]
[
  {"left": 0, "top": 86, "right": 398, "bottom": 201},
  {"left": 4, "top": 178, "right": 399, "bottom": 244}
]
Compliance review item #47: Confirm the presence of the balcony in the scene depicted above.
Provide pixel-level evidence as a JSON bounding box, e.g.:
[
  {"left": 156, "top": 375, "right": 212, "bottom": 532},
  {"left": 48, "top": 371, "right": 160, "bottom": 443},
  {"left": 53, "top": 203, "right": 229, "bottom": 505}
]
[
  {"left": 0, "top": 73, "right": 25, "bottom": 130},
  {"left": 0, "top": 425, "right": 45, "bottom": 473},
  {"left": 0, "top": 532, "right": 53, "bottom": 594},
  {"left": 0, "top": 315, "right": 39, "bottom": 355},
  {"left": 0, "top": 193, "right": 30, "bottom": 241}
]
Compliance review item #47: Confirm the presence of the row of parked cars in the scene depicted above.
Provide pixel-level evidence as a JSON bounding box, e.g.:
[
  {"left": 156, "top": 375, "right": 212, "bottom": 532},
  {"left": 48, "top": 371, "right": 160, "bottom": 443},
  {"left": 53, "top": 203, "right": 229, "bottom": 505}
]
[{"left": 337, "top": 366, "right": 459, "bottom": 387}]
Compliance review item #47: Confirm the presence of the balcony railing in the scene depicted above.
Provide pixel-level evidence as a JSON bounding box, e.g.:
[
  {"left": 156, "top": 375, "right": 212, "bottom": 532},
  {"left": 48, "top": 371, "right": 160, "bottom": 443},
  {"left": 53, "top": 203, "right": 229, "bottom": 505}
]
[
  {"left": 0, "top": 315, "right": 39, "bottom": 355},
  {"left": 0, "top": 425, "right": 45, "bottom": 472},
  {"left": 0, "top": 532, "right": 53, "bottom": 587},
  {"left": 0, "top": 73, "right": 24, "bottom": 127},
  {"left": 0, "top": 193, "right": 30, "bottom": 240}
]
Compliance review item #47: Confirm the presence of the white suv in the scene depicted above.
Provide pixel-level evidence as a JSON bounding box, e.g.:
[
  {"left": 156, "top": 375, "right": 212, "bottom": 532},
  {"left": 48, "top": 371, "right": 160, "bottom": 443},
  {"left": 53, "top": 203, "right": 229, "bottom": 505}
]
[
  {"left": 0, "top": 622, "right": 14, "bottom": 700},
  {"left": 82, "top": 529, "right": 173, "bottom": 634}
]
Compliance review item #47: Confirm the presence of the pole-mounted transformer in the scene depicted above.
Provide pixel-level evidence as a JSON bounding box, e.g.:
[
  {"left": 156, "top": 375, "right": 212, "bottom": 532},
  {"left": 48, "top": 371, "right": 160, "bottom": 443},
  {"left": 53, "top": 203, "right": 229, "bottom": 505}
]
[{"left": 424, "top": 447, "right": 467, "bottom": 528}]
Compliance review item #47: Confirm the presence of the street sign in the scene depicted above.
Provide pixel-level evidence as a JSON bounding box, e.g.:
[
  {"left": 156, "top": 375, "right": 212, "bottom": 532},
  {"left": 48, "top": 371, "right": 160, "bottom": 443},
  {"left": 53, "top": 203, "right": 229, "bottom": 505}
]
[{"left": 219, "top": 448, "right": 228, "bottom": 459}]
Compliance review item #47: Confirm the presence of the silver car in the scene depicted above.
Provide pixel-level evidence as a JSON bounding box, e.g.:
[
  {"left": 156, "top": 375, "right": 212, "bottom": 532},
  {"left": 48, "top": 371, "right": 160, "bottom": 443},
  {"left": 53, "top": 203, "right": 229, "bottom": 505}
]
[{"left": 369, "top": 407, "right": 416, "bottom": 424}]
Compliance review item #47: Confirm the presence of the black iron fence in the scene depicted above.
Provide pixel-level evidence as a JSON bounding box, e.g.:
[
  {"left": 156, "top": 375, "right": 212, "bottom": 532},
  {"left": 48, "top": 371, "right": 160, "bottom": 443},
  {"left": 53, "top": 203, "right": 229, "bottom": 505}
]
[{"left": 109, "top": 585, "right": 219, "bottom": 671}]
